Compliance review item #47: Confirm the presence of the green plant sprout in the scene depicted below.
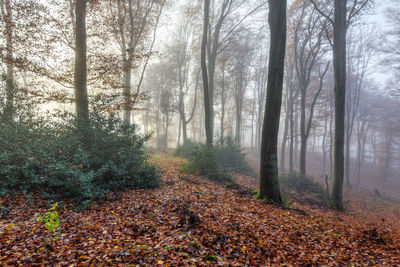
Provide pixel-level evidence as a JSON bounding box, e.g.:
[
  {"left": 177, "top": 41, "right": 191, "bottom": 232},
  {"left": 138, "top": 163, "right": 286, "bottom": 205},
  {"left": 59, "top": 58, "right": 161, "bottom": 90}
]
[{"left": 34, "top": 202, "right": 61, "bottom": 244}]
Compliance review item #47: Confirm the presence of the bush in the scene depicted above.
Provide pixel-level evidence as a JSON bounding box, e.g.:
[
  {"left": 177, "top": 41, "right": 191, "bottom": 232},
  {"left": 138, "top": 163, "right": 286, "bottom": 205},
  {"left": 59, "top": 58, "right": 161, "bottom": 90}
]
[
  {"left": 175, "top": 139, "right": 198, "bottom": 158},
  {"left": 279, "top": 173, "right": 328, "bottom": 204},
  {"left": 0, "top": 108, "right": 160, "bottom": 206},
  {"left": 183, "top": 144, "right": 231, "bottom": 182},
  {"left": 178, "top": 136, "right": 255, "bottom": 179},
  {"left": 215, "top": 137, "right": 255, "bottom": 176}
]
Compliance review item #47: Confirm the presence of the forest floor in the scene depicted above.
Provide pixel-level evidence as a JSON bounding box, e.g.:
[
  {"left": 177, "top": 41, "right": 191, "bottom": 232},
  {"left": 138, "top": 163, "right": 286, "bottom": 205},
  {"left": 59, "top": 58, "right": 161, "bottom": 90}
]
[{"left": 1, "top": 156, "right": 400, "bottom": 266}]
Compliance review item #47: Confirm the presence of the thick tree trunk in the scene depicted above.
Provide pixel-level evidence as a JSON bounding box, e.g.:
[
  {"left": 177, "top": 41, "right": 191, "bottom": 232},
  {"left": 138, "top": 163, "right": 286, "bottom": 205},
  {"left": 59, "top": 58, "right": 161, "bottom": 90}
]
[
  {"left": 74, "top": 0, "right": 89, "bottom": 133},
  {"left": 259, "top": 0, "right": 286, "bottom": 203},
  {"left": 331, "top": 0, "right": 347, "bottom": 210},
  {"left": 201, "top": 0, "right": 213, "bottom": 145}
]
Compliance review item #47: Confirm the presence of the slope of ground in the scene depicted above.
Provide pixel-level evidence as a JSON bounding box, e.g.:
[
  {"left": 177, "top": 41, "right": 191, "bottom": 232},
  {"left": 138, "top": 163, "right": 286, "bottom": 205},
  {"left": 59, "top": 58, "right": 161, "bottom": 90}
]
[{"left": 1, "top": 156, "right": 399, "bottom": 266}]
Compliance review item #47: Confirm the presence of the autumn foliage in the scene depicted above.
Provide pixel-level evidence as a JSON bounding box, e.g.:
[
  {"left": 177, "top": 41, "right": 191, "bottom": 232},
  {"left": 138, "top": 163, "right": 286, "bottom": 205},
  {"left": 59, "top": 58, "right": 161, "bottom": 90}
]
[{"left": 1, "top": 157, "right": 399, "bottom": 265}]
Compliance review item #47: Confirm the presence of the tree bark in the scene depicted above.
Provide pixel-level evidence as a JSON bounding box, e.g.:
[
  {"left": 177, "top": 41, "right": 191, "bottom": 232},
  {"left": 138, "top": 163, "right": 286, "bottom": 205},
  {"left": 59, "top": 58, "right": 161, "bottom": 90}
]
[
  {"left": 259, "top": 0, "right": 286, "bottom": 203},
  {"left": 201, "top": 0, "right": 213, "bottom": 145},
  {"left": 74, "top": 0, "right": 89, "bottom": 133},
  {"left": 331, "top": 0, "right": 347, "bottom": 210},
  {"left": 1, "top": 0, "right": 14, "bottom": 122},
  {"left": 280, "top": 98, "right": 289, "bottom": 172}
]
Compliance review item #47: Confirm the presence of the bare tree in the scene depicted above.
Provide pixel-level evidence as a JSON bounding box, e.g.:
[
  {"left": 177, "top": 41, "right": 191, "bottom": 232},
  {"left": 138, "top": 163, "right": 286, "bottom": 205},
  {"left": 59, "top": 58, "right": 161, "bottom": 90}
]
[
  {"left": 231, "top": 36, "right": 253, "bottom": 145},
  {"left": 168, "top": 18, "right": 199, "bottom": 144},
  {"left": 291, "top": 0, "right": 330, "bottom": 176},
  {"left": 310, "top": 0, "right": 371, "bottom": 209},
  {"left": 344, "top": 26, "right": 374, "bottom": 187},
  {"left": 108, "top": 0, "right": 165, "bottom": 123}
]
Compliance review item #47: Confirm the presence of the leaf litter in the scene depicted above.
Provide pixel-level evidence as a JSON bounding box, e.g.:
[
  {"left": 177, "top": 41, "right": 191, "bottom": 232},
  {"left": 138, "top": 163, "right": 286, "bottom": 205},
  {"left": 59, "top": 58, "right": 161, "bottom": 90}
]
[{"left": 1, "top": 156, "right": 399, "bottom": 266}]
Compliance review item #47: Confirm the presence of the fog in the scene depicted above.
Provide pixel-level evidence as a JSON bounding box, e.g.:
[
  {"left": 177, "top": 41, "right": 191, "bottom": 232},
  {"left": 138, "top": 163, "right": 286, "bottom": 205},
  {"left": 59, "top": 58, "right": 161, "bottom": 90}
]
[{"left": 0, "top": 0, "right": 399, "bottom": 265}]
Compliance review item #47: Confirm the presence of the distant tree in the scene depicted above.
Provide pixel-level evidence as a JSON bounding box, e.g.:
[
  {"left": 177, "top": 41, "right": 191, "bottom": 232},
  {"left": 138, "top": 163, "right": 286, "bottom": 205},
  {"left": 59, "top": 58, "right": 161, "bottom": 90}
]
[
  {"left": 290, "top": 0, "right": 330, "bottom": 177},
  {"left": 231, "top": 36, "right": 253, "bottom": 145},
  {"left": 168, "top": 17, "right": 198, "bottom": 144},
  {"left": 310, "top": 0, "right": 371, "bottom": 209},
  {"left": 108, "top": 0, "right": 165, "bottom": 123},
  {"left": 258, "top": 0, "right": 286, "bottom": 203},
  {"left": 344, "top": 26, "right": 374, "bottom": 187},
  {"left": 200, "top": 0, "right": 265, "bottom": 144},
  {"left": 254, "top": 53, "right": 268, "bottom": 152}
]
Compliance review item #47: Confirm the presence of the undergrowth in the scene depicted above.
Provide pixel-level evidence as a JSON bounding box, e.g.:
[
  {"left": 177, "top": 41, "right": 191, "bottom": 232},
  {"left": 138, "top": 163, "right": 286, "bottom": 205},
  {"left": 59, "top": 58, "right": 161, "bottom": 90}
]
[
  {"left": 178, "top": 136, "right": 255, "bottom": 181},
  {"left": 0, "top": 85, "right": 160, "bottom": 207}
]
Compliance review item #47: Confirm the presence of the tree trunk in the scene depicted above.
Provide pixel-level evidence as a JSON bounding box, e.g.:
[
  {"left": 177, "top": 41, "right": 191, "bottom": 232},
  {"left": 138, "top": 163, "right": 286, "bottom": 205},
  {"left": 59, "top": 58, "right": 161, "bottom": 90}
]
[
  {"left": 259, "top": 0, "right": 286, "bottom": 203},
  {"left": 294, "top": 103, "right": 299, "bottom": 168},
  {"left": 329, "top": 106, "right": 334, "bottom": 179},
  {"left": 177, "top": 118, "right": 181, "bottom": 147},
  {"left": 74, "top": 0, "right": 89, "bottom": 133},
  {"left": 1, "top": 0, "right": 14, "bottom": 122},
  {"left": 289, "top": 96, "right": 295, "bottom": 173},
  {"left": 331, "top": 0, "right": 347, "bottom": 210},
  {"left": 299, "top": 85, "right": 307, "bottom": 176},
  {"left": 280, "top": 104, "right": 289, "bottom": 172},
  {"left": 182, "top": 119, "right": 188, "bottom": 143},
  {"left": 235, "top": 100, "right": 242, "bottom": 145},
  {"left": 322, "top": 109, "right": 328, "bottom": 176},
  {"left": 164, "top": 112, "right": 169, "bottom": 149},
  {"left": 122, "top": 60, "right": 132, "bottom": 123},
  {"left": 345, "top": 132, "right": 352, "bottom": 187},
  {"left": 221, "top": 94, "right": 225, "bottom": 141},
  {"left": 201, "top": 0, "right": 212, "bottom": 145}
]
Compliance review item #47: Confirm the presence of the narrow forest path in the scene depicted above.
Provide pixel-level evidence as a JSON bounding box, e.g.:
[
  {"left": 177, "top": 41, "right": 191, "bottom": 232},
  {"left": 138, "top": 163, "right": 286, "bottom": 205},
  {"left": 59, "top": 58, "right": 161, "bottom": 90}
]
[{"left": 1, "top": 156, "right": 399, "bottom": 266}]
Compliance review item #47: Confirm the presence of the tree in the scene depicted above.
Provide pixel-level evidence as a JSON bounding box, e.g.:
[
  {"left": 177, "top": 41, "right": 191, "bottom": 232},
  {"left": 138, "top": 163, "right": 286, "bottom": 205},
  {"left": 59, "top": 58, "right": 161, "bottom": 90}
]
[
  {"left": 168, "top": 17, "right": 198, "bottom": 144},
  {"left": 108, "top": 0, "right": 165, "bottom": 123},
  {"left": 74, "top": 0, "right": 89, "bottom": 133},
  {"left": 231, "top": 36, "right": 253, "bottom": 145},
  {"left": 254, "top": 53, "right": 268, "bottom": 152},
  {"left": 291, "top": 1, "right": 329, "bottom": 177},
  {"left": 258, "top": 0, "right": 286, "bottom": 203},
  {"left": 200, "top": 0, "right": 264, "bottom": 144},
  {"left": 0, "top": 0, "right": 13, "bottom": 122},
  {"left": 310, "top": 0, "right": 370, "bottom": 209},
  {"left": 201, "top": 0, "right": 213, "bottom": 145},
  {"left": 344, "top": 26, "right": 374, "bottom": 187}
]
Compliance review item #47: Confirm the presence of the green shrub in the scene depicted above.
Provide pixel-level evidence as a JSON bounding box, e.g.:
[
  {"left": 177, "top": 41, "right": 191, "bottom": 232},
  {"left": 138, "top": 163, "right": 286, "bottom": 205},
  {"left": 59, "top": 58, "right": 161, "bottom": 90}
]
[
  {"left": 179, "top": 136, "right": 255, "bottom": 180},
  {"left": 0, "top": 107, "right": 160, "bottom": 206},
  {"left": 183, "top": 144, "right": 231, "bottom": 182},
  {"left": 175, "top": 139, "right": 198, "bottom": 158},
  {"left": 215, "top": 136, "right": 255, "bottom": 176},
  {"left": 279, "top": 172, "right": 328, "bottom": 203}
]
